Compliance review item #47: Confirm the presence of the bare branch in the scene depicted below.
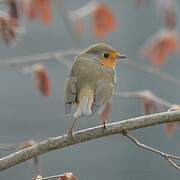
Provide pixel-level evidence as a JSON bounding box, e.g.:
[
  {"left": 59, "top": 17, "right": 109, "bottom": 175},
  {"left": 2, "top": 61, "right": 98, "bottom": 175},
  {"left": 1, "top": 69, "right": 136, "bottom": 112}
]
[
  {"left": 0, "top": 140, "right": 37, "bottom": 151},
  {"left": 0, "top": 50, "right": 78, "bottom": 68},
  {"left": 0, "top": 140, "right": 42, "bottom": 174},
  {"left": 55, "top": 0, "right": 81, "bottom": 45},
  {"left": 0, "top": 143, "right": 17, "bottom": 151},
  {"left": 0, "top": 50, "right": 179, "bottom": 90},
  {"left": 42, "top": 174, "right": 62, "bottom": 180},
  {"left": 125, "top": 133, "right": 180, "bottom": 170},
  {"left": 33, "top": 174, "right": 63, "bottom": 180},
  {"left": 124, "top": 59, "right": 180, "bottom": 87},
  {"left": 33, "top": 172, "right": 77, "bottom": 180},
  {"left": 69, "top": 1, "right": 97, "bottom": 20},
  {"left": 114, "top": 90, "right": 173, "bottom": 108},
  {"left": 0, "top": 111, "right": 180, "bottom": 172}
]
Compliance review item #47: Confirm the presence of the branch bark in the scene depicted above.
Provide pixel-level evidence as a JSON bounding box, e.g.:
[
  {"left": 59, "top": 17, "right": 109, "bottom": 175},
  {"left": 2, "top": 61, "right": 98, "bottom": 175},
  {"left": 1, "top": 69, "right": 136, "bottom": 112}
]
[{"left": 0, "top": 111, "right": 180, "bottom": 172}]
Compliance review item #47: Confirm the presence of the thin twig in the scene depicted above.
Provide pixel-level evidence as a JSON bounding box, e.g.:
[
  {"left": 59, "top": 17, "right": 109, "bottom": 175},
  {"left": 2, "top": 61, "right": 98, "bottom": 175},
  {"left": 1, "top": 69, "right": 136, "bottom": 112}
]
[
  {"left": 0, "top": 140, "right": 42, "bottom": 174},
  {"left": 69, "top": 1, "right": 97, "bottom": 20},
  {"left": 0, "top": 111, "right": 180, "bottom": 172},
  {"left": 1, "top": 51, "right": 180, "bottom": 93},
  {"left": 125, "top": 59, "right": 180, "bottom": 87},
  {"left": 0, "top": 50, "right": 78, "bottom": 68},
  {"left": 114, "top": 90, "right": 173, "bottom": 108},
  {"left": 0, "top": 50, "right": 180, "bottom": 90},
  {"left": 125, "top": 133, "right": 180, "bottom": 170},
  {"left": 56, "top": 0, "right": 81, "bottom": 45},
  {"left": 33, "top": 172, "right": 77, "bottom": 180},
  {"left": 42, "top": 175, "right": 62, "bottom": 180},
  {"left": 0, "top": 144, "right": 17, "bottom": 151}
]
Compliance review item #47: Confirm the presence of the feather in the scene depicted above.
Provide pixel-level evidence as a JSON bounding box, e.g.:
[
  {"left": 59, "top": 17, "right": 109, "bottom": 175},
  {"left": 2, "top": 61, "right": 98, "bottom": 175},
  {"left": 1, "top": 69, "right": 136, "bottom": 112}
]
[{"left": 74, "top": 96, "right": 92, "bottom": 118}]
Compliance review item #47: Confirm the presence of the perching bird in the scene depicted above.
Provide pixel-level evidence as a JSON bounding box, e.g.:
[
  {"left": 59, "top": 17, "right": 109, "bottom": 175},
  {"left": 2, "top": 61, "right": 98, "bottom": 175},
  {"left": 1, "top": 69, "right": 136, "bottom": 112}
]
[{"left": 64, "top": 43, "right": 126, "bottom": 135}]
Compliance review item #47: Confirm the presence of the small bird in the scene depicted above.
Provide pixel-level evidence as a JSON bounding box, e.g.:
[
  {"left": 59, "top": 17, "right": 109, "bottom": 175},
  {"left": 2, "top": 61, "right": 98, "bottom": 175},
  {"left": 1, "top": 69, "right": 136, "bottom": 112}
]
[{"left": 64, "top": 43, "right": 126, "bottom": 135}]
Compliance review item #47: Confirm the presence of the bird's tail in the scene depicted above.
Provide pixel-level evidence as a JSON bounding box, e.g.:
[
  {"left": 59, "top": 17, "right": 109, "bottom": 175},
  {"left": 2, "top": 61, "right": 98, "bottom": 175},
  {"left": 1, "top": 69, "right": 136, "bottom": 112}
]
[{"left": 74, "top": 89, "right": 93, "bottom": 118}]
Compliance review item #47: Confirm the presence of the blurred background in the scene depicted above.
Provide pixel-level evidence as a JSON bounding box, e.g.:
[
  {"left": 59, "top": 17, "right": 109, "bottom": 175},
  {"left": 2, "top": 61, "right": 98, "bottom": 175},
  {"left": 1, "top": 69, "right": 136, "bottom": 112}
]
[{"left": 0, "top": 0, "right": 180, "bottom": 179}]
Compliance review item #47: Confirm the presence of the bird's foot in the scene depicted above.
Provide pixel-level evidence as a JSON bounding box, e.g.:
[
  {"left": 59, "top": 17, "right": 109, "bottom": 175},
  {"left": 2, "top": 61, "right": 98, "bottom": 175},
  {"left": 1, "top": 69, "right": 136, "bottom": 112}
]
[
  {"left": 67, "top": 117, "right": 79, "bottom": 140},
  {"left": 67, "top": 129, "right": 76, "bottom": 140},
  {"left": 103, "top": 120, "right": 108, "bottom": 130}
]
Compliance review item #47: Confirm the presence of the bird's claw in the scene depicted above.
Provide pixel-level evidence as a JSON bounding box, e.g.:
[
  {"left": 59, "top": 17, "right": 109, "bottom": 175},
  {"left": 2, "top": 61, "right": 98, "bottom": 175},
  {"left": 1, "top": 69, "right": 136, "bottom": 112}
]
[
  {"left": 67, "top": 129, "right": 76, "bottom": 140},
  {"left": 103, "top": 120, "right": 108, "bottom": 130}
]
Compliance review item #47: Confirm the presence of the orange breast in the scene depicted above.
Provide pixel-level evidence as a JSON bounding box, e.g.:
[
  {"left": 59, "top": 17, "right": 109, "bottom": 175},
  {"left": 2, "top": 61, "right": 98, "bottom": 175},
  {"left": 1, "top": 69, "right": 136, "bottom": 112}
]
[{"left": 100, "top": 58, "right": 117, "bottom": 69}]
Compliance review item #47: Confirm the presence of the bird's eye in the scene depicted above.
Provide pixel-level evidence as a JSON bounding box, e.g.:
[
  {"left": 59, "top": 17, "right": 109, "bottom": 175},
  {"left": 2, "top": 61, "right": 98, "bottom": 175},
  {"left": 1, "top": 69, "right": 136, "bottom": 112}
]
[{"left": 103, "top": 52, "right": 109, "bottom": 58}]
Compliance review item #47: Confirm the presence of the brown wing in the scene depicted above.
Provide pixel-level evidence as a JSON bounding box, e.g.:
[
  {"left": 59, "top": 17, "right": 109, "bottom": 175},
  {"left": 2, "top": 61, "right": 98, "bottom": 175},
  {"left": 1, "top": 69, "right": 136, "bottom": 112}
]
[
  {"left": 92, "top": 80, "right": 114, "bottom": 114},
  {"left": 64, "top": 77, "right": 77, "bottom": 114},
  {"left": 64, "top": 55, "right": 94, "bottom": 115}
]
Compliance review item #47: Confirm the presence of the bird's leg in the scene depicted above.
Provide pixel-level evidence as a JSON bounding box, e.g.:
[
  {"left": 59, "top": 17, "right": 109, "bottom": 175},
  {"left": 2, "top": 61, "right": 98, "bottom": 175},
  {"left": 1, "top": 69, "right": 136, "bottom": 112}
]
[
  {"left": 68, "top": 117, "right": 79, "bottom": 137},
  {"left": 99, "top": 102, "right": 112, "bottom": 129},
  {"left": 99, "top": 113, "right": 108, "bottom": 129},
  {"left": 103, "top": 119, "right": 108, "bottom": 129}
]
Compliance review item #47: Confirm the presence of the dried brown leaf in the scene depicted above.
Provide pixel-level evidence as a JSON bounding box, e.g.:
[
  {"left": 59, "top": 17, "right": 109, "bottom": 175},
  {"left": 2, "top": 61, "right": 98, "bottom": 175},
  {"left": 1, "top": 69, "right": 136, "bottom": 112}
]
[
  {"left": 92, "top": 3, "right": 117, "bottom": 38},
  {"left": 32, "top": 64, "right": 51, "bottom": 97},
  {"left": 140, "top": 30, "right": 180, "bottom": 66}
]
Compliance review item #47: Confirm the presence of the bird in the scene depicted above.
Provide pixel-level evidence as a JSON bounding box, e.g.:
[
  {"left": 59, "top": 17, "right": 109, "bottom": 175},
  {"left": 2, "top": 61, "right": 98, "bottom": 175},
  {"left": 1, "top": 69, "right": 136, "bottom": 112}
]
[{"left": 64, "top": 43, "right": 126, "bottom": 135}]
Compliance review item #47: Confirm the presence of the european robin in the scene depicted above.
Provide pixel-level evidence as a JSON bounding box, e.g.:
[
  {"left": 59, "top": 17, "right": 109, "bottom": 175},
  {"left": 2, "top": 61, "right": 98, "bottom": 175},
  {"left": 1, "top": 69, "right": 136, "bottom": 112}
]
[{"left": 64, "top": 43, "right": 126, "bottom": 135}]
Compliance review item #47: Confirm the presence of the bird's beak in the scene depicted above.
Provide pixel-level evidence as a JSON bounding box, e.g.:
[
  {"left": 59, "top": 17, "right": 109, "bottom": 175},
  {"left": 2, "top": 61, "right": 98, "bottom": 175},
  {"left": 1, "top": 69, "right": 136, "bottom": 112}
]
[{"left": 116, "top": 52, "right": 127, "bottom": 59}]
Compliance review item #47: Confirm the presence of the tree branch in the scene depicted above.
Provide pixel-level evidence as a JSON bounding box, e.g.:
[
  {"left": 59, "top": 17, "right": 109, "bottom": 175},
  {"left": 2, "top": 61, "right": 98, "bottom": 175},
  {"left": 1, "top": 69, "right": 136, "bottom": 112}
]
[
  {"left": 0, "top": 111, "right": 180, "bottom": 172},
  {"left": 125, "top": 133, "right": 180, "bottom": 170}
]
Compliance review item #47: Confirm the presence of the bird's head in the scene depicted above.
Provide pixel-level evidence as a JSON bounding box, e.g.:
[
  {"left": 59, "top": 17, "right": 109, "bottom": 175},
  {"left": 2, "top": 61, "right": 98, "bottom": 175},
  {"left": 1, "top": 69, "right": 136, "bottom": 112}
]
[{"left": 81, "top": 43, "right": 126, "bottom": 69}]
